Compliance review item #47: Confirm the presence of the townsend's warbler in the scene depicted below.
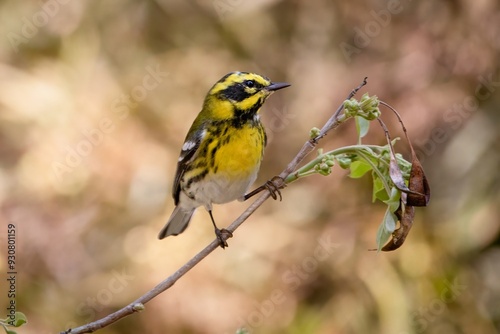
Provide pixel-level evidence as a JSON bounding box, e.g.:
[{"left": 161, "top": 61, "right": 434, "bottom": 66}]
[{"left": 158, "top": 71, "right": 290, "bottom": 248}]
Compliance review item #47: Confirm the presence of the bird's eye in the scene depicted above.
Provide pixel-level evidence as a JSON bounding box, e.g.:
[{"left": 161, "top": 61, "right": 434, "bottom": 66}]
[{"left": 244, "top": 80, "right": 255, "bottom": 88}]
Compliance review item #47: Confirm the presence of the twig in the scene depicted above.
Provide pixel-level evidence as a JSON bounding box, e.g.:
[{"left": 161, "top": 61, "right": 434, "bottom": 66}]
[
  {"left": 315, "top": 76, "right": 368, "bottom": 141},
  {"left": 61, "top": 77, "right": 368, "bottom": 334}
]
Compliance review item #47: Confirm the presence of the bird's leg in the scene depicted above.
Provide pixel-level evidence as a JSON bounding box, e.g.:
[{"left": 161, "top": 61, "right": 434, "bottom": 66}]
[
  {"left": 243, "top": 176, "right": 286, "bottom": 201},
  {"left": 208, "top": 210, "right": 233, "bottom": 249}
]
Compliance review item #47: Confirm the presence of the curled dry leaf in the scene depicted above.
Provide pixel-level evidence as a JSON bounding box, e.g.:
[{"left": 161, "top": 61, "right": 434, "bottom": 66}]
[
  {"left": 376, "top": 102, "right": 430, "bottom": 251},
  {"left": 381, "top": 200, "right": 415, "bottom": 251},
  {"left": 406, "top": 149, "right": 431, "bottom": 206},
  {"left": 377, "top": 118, "right": 411, "bottom": 193},
  {"left": 380, "top": 101, "right": 431, "bottom": 206}
]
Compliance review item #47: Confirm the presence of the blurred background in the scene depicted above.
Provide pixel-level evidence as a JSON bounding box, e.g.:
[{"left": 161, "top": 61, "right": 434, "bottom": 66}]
[{"left": 0, "top": 0, "right": 499, "bottom": 333}]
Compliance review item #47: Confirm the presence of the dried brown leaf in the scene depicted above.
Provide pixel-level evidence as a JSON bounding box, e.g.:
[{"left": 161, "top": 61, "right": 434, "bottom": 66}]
[
  {"left": 379, "top": 101, "right": 431, "bottom": 206},
  {"left": 381, "top": 201, "right": 415, "bottom": 251},
  {"left": 406, "top": 149, "right": 431, "bottom": 206}
]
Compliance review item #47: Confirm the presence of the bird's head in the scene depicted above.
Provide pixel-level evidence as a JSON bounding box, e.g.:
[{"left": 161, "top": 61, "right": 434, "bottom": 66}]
[{"left": 203, "top": 71, "right": 290, "bottom": 121}]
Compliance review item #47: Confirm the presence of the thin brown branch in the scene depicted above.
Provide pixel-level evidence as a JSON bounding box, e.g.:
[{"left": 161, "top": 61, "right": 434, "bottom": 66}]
[{"left": 61, "top": 77, "right": 368, "bottom": 334}]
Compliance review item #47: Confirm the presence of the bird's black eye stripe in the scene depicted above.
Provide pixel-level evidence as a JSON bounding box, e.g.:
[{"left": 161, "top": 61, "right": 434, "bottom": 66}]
[{"left": 219, "top": 78, "right": 266, "bottom": 101}]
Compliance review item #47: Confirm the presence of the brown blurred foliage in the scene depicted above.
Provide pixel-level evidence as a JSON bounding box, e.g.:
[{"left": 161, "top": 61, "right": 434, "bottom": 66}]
[{"left": 0, "top": 0, "right": 499, "bottom": 333}]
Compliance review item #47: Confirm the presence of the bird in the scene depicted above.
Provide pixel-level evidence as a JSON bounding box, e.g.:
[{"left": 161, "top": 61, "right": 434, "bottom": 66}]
[{"left": 158, "top": 71, "right": 290, "bottom": 248}]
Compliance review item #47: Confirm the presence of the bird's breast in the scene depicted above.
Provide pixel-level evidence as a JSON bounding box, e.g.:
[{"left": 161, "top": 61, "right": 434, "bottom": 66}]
[{"left": 210, "top": 123, "right": 265, "bottom": 178}]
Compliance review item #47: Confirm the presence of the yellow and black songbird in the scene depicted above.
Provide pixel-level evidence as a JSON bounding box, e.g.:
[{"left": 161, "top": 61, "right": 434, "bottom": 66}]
[{"left": 158, "top": 71, "right": 290, "bottom": 247}]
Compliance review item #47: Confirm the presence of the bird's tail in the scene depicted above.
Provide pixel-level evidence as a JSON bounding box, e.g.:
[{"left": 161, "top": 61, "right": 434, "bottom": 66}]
[{"left": 158, "top": 206, "right": 195, "bottom": 239}]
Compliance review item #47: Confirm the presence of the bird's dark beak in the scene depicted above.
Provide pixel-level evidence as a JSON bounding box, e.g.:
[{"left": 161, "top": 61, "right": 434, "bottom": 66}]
[{"left": 266, "top": 82, "right": 291, "bottom": 91}]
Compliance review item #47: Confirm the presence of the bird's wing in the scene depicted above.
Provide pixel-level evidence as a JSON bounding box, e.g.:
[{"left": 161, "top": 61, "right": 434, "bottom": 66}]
[{"left": 172, "top": 126, "right": 207, "bottom": 205}]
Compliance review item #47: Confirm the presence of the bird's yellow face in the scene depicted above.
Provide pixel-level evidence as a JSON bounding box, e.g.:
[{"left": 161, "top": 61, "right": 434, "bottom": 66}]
[{"left": 203, "top": 72, "right": 290, "bottom": 121}]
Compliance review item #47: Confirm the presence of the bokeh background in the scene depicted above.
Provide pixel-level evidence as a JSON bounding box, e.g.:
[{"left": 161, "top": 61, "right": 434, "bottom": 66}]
[{"left": 1, "top": 0, "right": 499, "bottom": 333}]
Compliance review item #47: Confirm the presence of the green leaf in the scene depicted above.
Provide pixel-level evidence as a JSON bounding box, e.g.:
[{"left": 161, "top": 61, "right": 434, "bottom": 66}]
[
  {"left": 384, "top": 209, "right": 397, "bottom": 233},
  {"left": 376, "top": 207, "right": 398, "bottom": 251},
  {"left": 5, "top": 329, "right": 17, "bottom": 334},
  {"left": 383, "top": 187, "right": 401, "bottom": 213},
  {"left": 372, "top": 176, "right": 388, "bottom": 202},
  {"left": 349, "top": 160, "right": 372, "bottom": 178},
  {"left": 355, "top": 116, "right": 370, "bottom": 139},
  {"left": 12, "top": 313, "right": 27, "bottom": 328},
  {"left": 375, "top": 219, "right": 392, "bottom": 252}
]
